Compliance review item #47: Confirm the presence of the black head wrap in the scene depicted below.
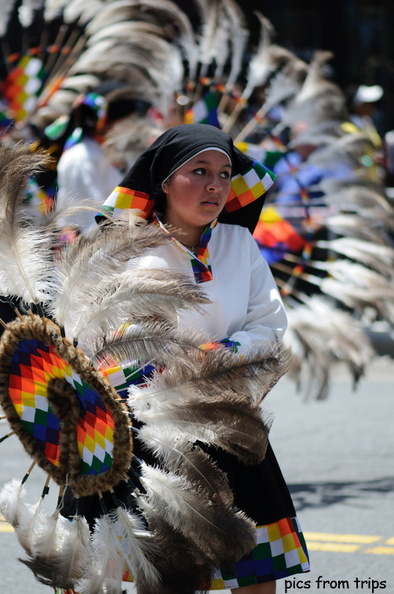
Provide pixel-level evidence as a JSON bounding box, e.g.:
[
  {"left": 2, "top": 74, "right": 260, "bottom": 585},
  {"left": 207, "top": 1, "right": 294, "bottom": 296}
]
[{"left": 101, "top": 124, "right": 275, "bottom": 233}]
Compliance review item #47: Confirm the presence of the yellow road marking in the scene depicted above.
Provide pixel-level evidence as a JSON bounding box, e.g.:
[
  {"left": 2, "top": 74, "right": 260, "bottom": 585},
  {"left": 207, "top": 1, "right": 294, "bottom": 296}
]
[
  {"left": 0, "top": 524, "right": 13, "bottom": 533},
  {"left": 304, "top": 532, "right": 381, "bottom": 544},
  {"left": 307, "top": 542, "right": 361, "bottom": 553},
  {"left": 304, "top": 532, "right": 394, "bottom": 555},
  {"left": 365, "top": 546, "right": 394, "bottom": 555}
]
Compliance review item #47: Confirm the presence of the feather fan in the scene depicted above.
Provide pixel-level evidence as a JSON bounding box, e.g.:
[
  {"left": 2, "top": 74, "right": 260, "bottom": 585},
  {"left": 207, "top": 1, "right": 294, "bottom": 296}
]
[
  {"left": 85, "top": 0, "right": 143, "bottom": 34},
  {"left": 87, "top": 0, "right": 199, "bottom": 79},
  {"left": 136, "top": 426, "right": 234, "bottom": 505},
  {"left": 130, "top": 340, "right": 292, "bottom": 407},
  {"left": 103, "top": 117, "right": 163, "bottom": 172},
  {"left": 261, "top": 61, "right": 307, "bottom": 115},
  {"left": 47, "top": 219, "right": 169, "bottom": 331},
  {"left": 48, "top": 223, "right": 209, "bottom": 343},
  {"left": 90, "top": 320, "right": 207, "bottom": 374},
  {"left": 128, "top": 342, "right": 290, "bottom": 463},
  {"left": 66, "top": 272, "right": 208, "bottom": 345},
  {"left": 279, "top": 51, "right": 348, "bottom": 131},
  {"left": 316, "top": 237, "right": 394, "bottom": 278},
  {"left": 57, "top": 74, "right": 102, "bottom": 95},
  {"left": 306, "top": 132, "right": 380, "bottom": 170},
  {"left": 131, "top": 384, "right": 270, "bottom": 465},
  {"left": 193, "top": 0, "right": 221, "bottom": 75},
  {"left": 291, "top": 51, "right": 337, "bottom": 104},
  {"left": 13, "top": 494, "right": 49, "bottom": 558},
  {"left": 325, "top": 213, "right": 392, "bottom": 245},
  {"left": 240, "top": 11, "right": 277, "bottom": 101},
  {"left": 68, "top": 37, "right": 183, "bottom": 115},
  {"left": 87, "top": 21, "right": 170, "bottom": 47},
  {"left": 132, "top": 512, "right": 212, "bottom": 594}
]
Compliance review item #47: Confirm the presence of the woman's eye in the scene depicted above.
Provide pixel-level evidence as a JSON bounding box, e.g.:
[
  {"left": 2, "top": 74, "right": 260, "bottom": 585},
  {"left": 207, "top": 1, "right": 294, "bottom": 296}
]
[{"left": 192, "top": 167, "right": 231, "bottom": 179}]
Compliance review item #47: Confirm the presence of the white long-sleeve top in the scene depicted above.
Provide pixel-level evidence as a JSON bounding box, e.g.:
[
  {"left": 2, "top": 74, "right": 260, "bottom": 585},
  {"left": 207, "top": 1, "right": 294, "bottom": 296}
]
[
  {"left": 128, "top": 222, "right": 287, "bottom": 354},
  {"left": 56, "top": 138, "right": 122, "bottom": 233}
]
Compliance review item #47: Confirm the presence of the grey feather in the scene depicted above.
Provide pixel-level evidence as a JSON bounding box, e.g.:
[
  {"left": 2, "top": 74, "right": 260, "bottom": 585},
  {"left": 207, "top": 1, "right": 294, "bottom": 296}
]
[
  {"left": 128, "top": 342, "right": 291, "bottom": 462},
  {"left": 221, "top": 0, "right": 249, "bottom": 90},
  {"left": 63, "top": 0, "right": 106, "bottom": 26},
  {"left": 286, "top": 296, "right": 375, "bottom": 400},
  {"left": 315, "top": 237, "right": 394, "bottom": 277}
]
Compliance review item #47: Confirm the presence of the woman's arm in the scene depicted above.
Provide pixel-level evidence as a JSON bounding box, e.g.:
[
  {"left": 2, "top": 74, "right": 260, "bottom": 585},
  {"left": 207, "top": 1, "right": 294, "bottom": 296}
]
[{"left": 218, "top": 232, "right": 288, "bottom": 354}]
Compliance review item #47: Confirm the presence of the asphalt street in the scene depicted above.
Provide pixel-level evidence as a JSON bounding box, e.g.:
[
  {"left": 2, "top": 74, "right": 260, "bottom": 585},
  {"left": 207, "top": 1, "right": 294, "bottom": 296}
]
[{"left": 0, "top": 356, "right": 393, "bottom": 594}]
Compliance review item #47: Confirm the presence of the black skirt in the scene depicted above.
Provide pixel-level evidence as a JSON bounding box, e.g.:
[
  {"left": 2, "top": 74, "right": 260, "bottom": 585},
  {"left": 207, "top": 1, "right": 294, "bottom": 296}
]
[{"left": 205, "top": 441, "right": 310, "bottom": 589}]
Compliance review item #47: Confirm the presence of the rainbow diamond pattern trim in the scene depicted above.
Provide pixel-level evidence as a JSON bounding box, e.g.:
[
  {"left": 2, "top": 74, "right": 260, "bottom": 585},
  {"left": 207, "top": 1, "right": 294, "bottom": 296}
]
[
  {"left": 209, "top": 516, "right": 310, "bottom": 589},
  {"left": 226, "top": 160, "right": 275, "bottom": 213}
]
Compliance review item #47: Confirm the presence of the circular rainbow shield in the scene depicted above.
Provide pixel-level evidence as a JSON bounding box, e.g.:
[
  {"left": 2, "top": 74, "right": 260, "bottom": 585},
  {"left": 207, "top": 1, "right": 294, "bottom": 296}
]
[{"left": 0, "top": 315, "right": 132, "bottom": 497}]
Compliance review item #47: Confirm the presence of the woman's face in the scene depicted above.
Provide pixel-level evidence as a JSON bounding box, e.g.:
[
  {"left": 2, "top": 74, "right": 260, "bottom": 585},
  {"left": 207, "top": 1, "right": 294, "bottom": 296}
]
[{"left": 162, "top": 150, "right": 232, "bottom": 235}]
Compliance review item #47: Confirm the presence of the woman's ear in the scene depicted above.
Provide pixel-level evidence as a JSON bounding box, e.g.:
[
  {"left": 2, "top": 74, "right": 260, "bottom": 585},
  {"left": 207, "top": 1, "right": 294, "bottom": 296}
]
[{"left": 161, "top": 180, "right": 169, "bottom": 194}]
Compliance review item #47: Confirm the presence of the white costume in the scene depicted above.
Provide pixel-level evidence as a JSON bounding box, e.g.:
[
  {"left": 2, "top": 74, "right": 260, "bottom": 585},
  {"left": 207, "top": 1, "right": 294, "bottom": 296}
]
[
  {"left": 129, "top": 222, "right": 287, "bottom": 353},
  {"left": 56, "top": 138, "right": 122, "bottom": 233}
]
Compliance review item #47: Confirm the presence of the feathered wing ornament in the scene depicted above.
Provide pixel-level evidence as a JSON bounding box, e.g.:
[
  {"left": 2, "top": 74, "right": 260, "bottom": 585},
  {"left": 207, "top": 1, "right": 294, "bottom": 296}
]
[
  {"left": 128, "top": 342, "right": 292, "bottom": 463},
  {"left": 278, "top": 50, "right": 349, "bottom": 134},
  {"left": 236, "top": 11, "right": 276, "bottom": 103},
  {"left": 285, "top": 296, "right": 376, "bottom": 400},
  {"left": 0, "top": 142, "right": 293, "bottom": 592},
  {"left": 250, "top": 55, "right": 394, "bottom": 397}
]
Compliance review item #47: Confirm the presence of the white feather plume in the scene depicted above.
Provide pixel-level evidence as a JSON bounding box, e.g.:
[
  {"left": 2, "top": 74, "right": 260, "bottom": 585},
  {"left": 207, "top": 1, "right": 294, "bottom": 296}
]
[
  {"left": 109, "top": 506, "right": 161, "bottom": 588},
  {"left": 0, "top": 0, "right": 18, "bottom": 37},
  {"left": 0, "top": 478, "right": 27, "bottom": 527},
  {"left": 18, "top": 0, "right": 45, "bottom": 28},
  {"left": 43, "top": 0, "right": 68, "bottom": 22},
  {"left": 76, "top": 514, "right": 124, "bottom": 594},
  {"left": 63, "top": 0, "right": 105, "bottom": 26}
]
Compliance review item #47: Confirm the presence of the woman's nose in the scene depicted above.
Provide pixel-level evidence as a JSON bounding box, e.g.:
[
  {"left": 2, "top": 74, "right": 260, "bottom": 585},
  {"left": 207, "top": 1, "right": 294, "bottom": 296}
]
[{"left": 207, "top": 175, "right": 221, "bottom": 191}]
